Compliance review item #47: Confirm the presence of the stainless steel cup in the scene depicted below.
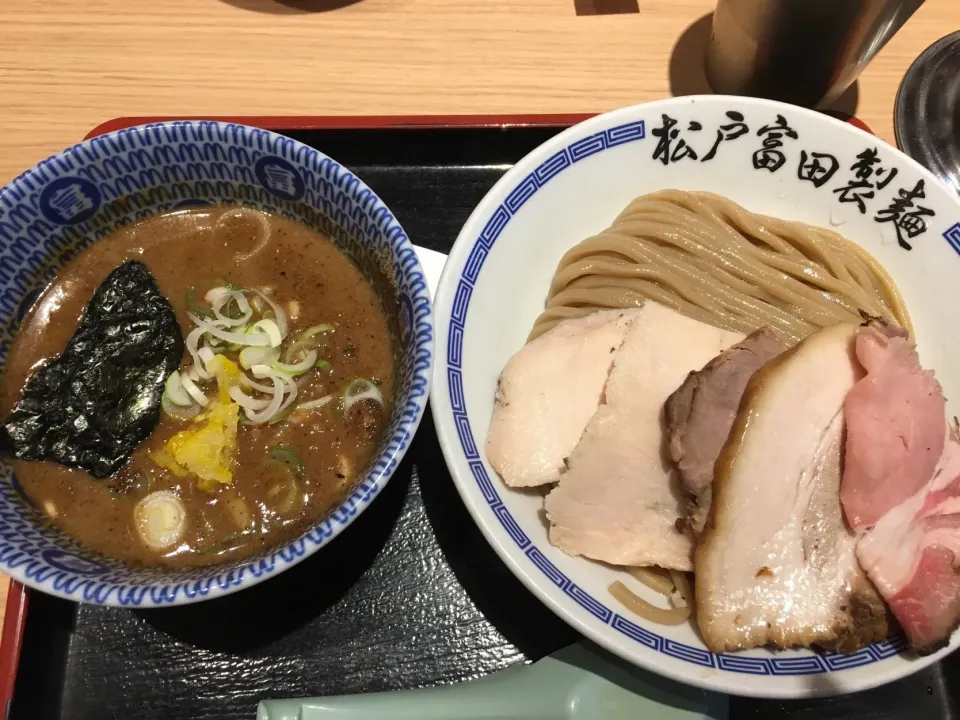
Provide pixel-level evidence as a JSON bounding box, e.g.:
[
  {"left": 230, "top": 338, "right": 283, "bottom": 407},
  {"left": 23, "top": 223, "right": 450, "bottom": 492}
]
[
  {"left": 896, "top": 30, "right": 960, "bottom": 195},
  {"left": 705, "top": 0, "right": 926, "bottom": 108}
]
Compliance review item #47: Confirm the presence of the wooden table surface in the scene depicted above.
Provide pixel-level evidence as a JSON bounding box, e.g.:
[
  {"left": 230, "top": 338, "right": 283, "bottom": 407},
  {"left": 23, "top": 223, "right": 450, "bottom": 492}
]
[{"left": 0, "top": 0, "right": 957, "bottom": 641}]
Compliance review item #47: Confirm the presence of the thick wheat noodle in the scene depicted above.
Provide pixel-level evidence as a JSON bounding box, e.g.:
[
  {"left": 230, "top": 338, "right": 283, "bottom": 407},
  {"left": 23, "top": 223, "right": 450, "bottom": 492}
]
[
  {"left": 671, "top": 570, "right": 694, "bottom": 607},
  {"left": 629, "top": 566, "right": 675, "bottom": 595},
  {"left": 681, "top": 251, "right": 873, "bottom": 324},
  {"left": 607, "top": 567, "right": 697, "bottom": 626},
  {"left": 563, "top": 275, "right": 734, "bottom": 323},
  {"left": 554, "top": 254, "right": 809, "bottom": 321},
  {"left": 556, "top": 274, "right": 799, "bottom": 337},
  {"left": 552, "top": 258, "right": 826, "bottom": 337},
  {"left": 526, "top": 307, "right": 604, "bottom": 340},
  {"left": 530, "top": 190, "right": 911, "bottom": 344},
  {"left": 645, "top": 195, "right": 906, "bottom": 315},
  {"left": 609, "top": 573, "right": 693, "bottom": 625},
  {"left": 541, "top": 287, "right": 647, "bottom": 313},
  {"left": 591, "top": 223, "right": 882, "bottom": 321},
  {"left": 569, "top": 240, "right": 853, "bottom": 329},
  {"left": 548, "top": 231, "right": 874, "bottom": 332}
]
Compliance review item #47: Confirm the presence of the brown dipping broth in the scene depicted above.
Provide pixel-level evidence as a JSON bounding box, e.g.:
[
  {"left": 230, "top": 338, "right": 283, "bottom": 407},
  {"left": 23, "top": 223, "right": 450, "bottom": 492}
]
[{"left": 0, "top": 206, "right": 396, "bottom": 567}]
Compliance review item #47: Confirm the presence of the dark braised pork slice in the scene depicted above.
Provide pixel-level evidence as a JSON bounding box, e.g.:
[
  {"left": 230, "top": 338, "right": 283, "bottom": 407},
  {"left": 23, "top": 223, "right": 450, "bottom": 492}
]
[
  {"left": 4, "top": 261, "right": 183, "bottom": 477},
  {"left": 664, "top": 327, "right": 785, "bottom": 534}
]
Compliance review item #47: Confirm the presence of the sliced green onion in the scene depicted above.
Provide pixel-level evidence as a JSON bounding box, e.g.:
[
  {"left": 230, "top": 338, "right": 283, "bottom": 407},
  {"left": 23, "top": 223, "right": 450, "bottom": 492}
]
[
  {"left": 205, "top": 286, "right": 232, "bottom": 306},
  {"left": 164, "top": 371, "right": 193, "bottom": 407},
  {"left": 185, "top": 286, "right": 208, "bottom": 317},
  {"left": 228, "top": 385, "right": 272, "bottom": 411},
  {"left": 284, "top": 324, "right": 334, "bottom": 364},
  {"left": 207, "top": 287, "right": 253, "bottom": 327},
  {"left": 180, "top": 372, "right": 210, "bottom": 407},
  {"left": 239, "top": 346, "right": 280, "bottom": 370},
  {"left": 250, "top": 288, "right": 288, "bottom": 337},
  {"left": 297, "top": 395, "right": 333, "bottom": 412},
  {"left": 188, "top": 313, "right": 272, "bottom": 346},
  {"left": 264, "top": 454, "right": 302, "bottom": 514},
  {"left": 271, "top": 349, "right": 317, "bottom": 377},
  {"left": 268, "top": 447, "right": 305, "bottom": 478},
  {"left": 286, "top": 300, "right": 301, "bottom": 321},
  {"left": 303, "top": 323, "right": 334, "bottom": 337},
  {"left": 239, "top": 368, "right": 285, "bottom": 423},
  {"left": 315, "top": 359, "right": 331, "bottom": 371},
  {"left": 267, "top": 405, "right": 297, "bottom": 425},
  {"left": 162, "top": 394, "right": 202, "bottom": 419},
  {"left": 223, "top": 492, "right": 252, "bottom": 530},
  {"left": 134, "top": 491, "right": 187, "bottom": 550},
  {"left": 268, "top": 476, "right": 300, "bottom": 514},
  {"left": 342, "top": 379, "right": 383, "bottom": 413},
  {"left": 198, "top": 531, "right": 247, "bottom": 556},
  {"left": 197, "top": 346, "right": 217, "bottom": 370},
  {"left": 185, "top": 327, "right": 214, "bottom": 380},
  {"left": 251, "top": 318, "right": 283, "bottom": 348}
]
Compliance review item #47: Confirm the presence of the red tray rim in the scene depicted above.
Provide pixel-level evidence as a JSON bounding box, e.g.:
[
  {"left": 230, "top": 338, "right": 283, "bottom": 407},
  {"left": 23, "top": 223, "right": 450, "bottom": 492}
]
[
  {"left": 85, "top": 113, "right": 599, "bottom": 139},
  {"left": 1, "top": 109, "right": 873, "bottom": 714},
  {"left": 84, "top": 111, "right": 871, "bottom": 140}
]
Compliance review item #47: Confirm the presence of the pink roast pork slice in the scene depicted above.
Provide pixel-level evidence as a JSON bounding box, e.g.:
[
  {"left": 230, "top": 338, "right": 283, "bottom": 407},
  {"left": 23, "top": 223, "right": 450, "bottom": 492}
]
[
  {"left": 843, "top": 321, "right": 960, "bottom": 651},
  {"left": 841, "top": 320, "right": 946, "bottom": 531}
]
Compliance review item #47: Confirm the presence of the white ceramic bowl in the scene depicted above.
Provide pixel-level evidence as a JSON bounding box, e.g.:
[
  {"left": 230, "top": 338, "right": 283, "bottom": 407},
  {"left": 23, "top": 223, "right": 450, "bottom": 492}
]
[{"left": 431, "top": 96, "right": 960, "bottom": 698}]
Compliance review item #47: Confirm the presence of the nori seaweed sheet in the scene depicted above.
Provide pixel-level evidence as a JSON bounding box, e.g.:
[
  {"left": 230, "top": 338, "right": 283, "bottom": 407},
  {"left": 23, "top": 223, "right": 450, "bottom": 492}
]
[{"left": 4, "top": 260, "right": 184, "bottom": 478}]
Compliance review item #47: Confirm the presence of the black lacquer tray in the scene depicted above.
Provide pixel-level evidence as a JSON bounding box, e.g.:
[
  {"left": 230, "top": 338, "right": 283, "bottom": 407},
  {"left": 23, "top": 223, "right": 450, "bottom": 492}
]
[{"left": 4, "top": 116, "right": 960, "bottom": 720}]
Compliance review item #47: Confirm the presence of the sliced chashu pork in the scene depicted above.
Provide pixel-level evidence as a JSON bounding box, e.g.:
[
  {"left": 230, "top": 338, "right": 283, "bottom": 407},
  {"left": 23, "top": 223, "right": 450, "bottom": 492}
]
[
  {"left": 544, "top": 302, "right": 742, "bottom": 570},
  {"left": 856, "top": 432, "right": 960, "bottom": 651},
  {"left": 664, "top": 328, "right": 785, "bottom": 534},
  {"left": 842, "top": 321, "right": 947, "bottom": 531},
  {"left": 486, "top": 309, "right": 638, "bottom": 488},
  {"left": 696, "top": 323, "right": 889, "bottom": 653},
  {"left": 842, "top": 321, "right": 960, "bottom": 651}
]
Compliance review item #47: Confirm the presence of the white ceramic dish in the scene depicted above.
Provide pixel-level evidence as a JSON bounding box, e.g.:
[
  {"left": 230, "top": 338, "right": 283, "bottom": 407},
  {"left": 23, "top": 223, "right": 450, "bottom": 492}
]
[{"left": 431, "top": 96, "right": 960, "bottom": 698}]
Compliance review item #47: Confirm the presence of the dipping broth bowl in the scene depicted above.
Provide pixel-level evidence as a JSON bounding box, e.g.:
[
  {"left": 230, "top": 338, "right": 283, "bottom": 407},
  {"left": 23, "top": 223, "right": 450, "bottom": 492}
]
[{"left": 0, "top": 121, "right": 433, "bottom": 606}]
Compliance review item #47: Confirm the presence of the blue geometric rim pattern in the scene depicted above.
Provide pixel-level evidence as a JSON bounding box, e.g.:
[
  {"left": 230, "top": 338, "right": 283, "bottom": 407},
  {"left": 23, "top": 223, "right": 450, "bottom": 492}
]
[
  {"left": 0, "top": 121, "right": 433, "bottom": 606},
  {"left": 943, "top": 222, "right": 960, "bottom": 257},
  {"left": 444, "top": 118, "right": 913, "bottom": 676}
]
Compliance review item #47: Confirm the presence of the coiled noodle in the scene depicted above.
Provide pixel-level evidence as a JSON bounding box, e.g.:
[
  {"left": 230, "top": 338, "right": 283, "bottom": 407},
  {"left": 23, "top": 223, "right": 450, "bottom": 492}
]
[{"left": 530, "top": 190, "right": 911, "bottom": 346}]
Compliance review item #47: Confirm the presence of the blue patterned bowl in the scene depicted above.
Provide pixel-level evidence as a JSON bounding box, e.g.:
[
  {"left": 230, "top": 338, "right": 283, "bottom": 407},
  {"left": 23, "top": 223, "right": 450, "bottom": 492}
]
[{"left": 0, "top": 121, "right": 434, "bottom": 606}]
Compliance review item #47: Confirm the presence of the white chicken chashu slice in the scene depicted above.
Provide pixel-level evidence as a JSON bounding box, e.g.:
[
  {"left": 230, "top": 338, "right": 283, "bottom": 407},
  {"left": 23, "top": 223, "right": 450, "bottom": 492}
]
[
  {"left": 545, "top": 303, "right": 742, "bottom": 570},
  {"left": 696, "top": 323, "right": 889, "bottom": 653},
  {"left": 486, "top": 309, "right": 640, "bottom": 488}
]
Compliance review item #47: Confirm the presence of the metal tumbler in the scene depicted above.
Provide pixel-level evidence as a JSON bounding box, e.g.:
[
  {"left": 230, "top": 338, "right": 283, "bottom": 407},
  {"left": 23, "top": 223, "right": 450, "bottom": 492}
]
[{"left": 705, "top": 0, "right": 926, "bottom": 108}]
